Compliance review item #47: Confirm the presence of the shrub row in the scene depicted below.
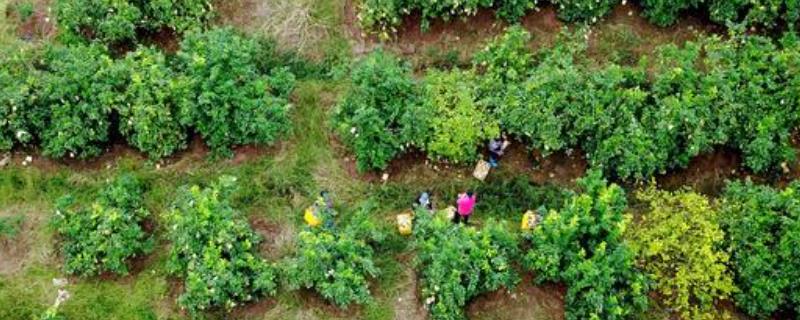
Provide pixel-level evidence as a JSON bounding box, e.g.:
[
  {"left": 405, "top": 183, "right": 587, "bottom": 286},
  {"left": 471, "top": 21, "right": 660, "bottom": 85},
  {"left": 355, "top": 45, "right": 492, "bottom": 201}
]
[
  {"left": 337, "top": 27, "right": 800, "bottom": 180},
  {"left": 52, "top": 175, "right": 385, "bottom": 314},
  {"left": 527, "top": 172, "right": 800, "bottom": 319},
  {"left": 358, "top": 0, "right": 800, "bottom": 37},
  {"left": 49, "top": 171, "right": 800, "bottom": 318},
  {"left": 55, "top": 0, "right": 214, "bottom": 44},
  {"left": 0, "top": 27, "right": 294, "bottom": 159}
]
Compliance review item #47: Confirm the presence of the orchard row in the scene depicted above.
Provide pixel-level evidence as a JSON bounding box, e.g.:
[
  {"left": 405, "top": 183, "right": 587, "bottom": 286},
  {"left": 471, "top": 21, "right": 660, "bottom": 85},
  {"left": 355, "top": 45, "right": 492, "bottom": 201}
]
[
  {"left": 359, "top": 0, "right": 800, "bottom": 38},
  {"left": 48, "top": 172, "right": 800, "bottom": 319},
  {"left": 1, "top": 27, "right": 294, "bottom": 159},
  {"left": 335, "top": 26, "right": 800, "bottom": 179}
]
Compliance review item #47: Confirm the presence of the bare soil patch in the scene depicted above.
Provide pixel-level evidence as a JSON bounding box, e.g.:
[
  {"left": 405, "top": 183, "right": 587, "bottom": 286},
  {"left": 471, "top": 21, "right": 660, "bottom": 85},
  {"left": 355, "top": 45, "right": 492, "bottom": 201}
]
[
  {"left": 467, "top": 274, "right": 565, "bottom": 320},
  {"left": 8, "top": 0, "right": 56, "bottom": 41},
  {"left": 529, "top": 148, "right": 587, "bottom": 187},
  {"left": 391, "top": 265, "right": 428, "bottom": 320},
  {"left": 297, "top": 288, "right": 363, "bottom": 319},
  {"left": 229, "top": 297, "right": 278, "bottom": 320},
  {"left": 249, "top": 216, "right": 295, "bottom": 260},
  {"left": 656, "top": 148, "right": 744, "bottom": 195},
  {"left": 0, "top": 206, "right": 48, "bottom": 275}
]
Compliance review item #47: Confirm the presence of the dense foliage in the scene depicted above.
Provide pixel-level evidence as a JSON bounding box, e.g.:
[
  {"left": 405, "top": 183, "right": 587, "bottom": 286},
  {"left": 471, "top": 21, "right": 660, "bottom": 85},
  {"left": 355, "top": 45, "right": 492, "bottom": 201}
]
[
  {"left": 421, "top": 69, "right": 500, "bottom": 163},
  {"left": 629, "top": 187, "right": 735, "bottom": 319},
  {"left": 0, "top": 28, "right": 298, "bottom": 160},
  {"left": 642, "top": 0, "right": 800, "bottom": 28},
  {"left": 177, "top": 28, "right": 293, "bottom": 157},
  {"left": 483, "top": 28, "right": 663, "bottom": 179},
  {"left": 523, "top": 171, "right": 649, "bottom": 320},
  {"left": 341, "top": 28, "right": 800, "bottom": 178},
  {"left": 472, "top": 25, "right": 533, "bottom": 111},
  {"left": 54, "top": 0, "right": 213, "bottom": 44},
  {"left": 52, "top": 175, "right": 153, "bottom": 276},
  {"left": 551, "top": 0, "right": 617, "bottom": 22},
  {"left": 0, "top": 48, "right": 41, "bottom": 152},
  {"left": 116, "top": 47, "right": 189, "bottom": 159},
  {"left": 284, "top": 206, "right": 382, "bottom": 307},
  {"left": 500, "top": 28, "right": 798, "bottom": 179},
  {"left": 166, "top": 176, "right": 277, "bottom": 313},
  {"left": 333, "top": 50, "right": 423, "bottom": 171},
  {"left": 38, "top": 44, "right": 119, "bottom": 159},
  {"left": 413, "top": 211, "right": 519, "bottom": 320},
  {"left": 721, "top": 180, "right": 800, "bottom": 318},
  {"left": 359, "top": 0, "right": 800, "bottom": 34},
  {"left": 358, "top": 0, "right": 617, "bottom": 37}
]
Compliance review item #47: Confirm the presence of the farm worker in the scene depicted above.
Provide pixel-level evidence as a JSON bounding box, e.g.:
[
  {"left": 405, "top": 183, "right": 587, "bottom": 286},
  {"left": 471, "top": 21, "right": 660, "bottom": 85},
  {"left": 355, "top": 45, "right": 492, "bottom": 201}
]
[
  {"left": 317, "top": 191, "right": 336, "bottom": 229},
  {"left": 416, "top": 191, "right": 433, "bottom": 211},
  {"left": 453, "top": 191, "right": 477, "bottom": 224},
  {"left": 488, "top": 135, "right": 510, "bottom": 168}
]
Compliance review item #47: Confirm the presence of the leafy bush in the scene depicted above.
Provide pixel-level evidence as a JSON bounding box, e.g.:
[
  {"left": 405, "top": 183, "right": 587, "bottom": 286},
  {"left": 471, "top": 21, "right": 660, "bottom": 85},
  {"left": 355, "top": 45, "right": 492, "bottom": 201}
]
[
  {"left": 358, "top": 0, "right": 494, "bottom": 37},
  {"left": 414, "top": 212, "right": 519, "bottom": 320},
  {"left": 166, "top": 176, "right": 277, "bottom": 313},
  {"left": 473, "top": 176, "right": 571, "bottom": 217},
  {"left": 492, "top": 30, "right": 586, "bottom": 156},
  {"left": 523, "top": 170, "right": 649, "bottom": 320},
  {"left": 54, "top": 0, "right": 213, "bottom": 44},
  {"left": 177, "top": 28, "right": 293, "bottom": 157},
  {"left": 629, "top": 187, "right": 736, "bottom": 319},
  {"left": 55, "top": 0, "right": 142, "bottom": 44},
  {"left": 38, "top": 44, "right": 120, "bottom": 159},
  {"left": 646, "top": 41, "right": 725, "bottom": 169},
  {"left": 641, "top": 0, "right": 800, "bottom": 29},
  {"left": 496, "top": 0, "right": 538, "bottom": 21},
  {"left": 703, "top": 34, "right": 800, "bottom": 173},
  {"left": 422, "top": 69, "right": 499, "bottom": 163},
  {"left": 334, "top": 50, "right": 423, "bottom": 171},
  {"left": 640, "top": 0, "right": 702, "bottom": 26},
  {"left": 708, "top": 0, "right": 800, "bottom": 29},
  {"left": 284, "top": 206, "right": 382, "bottom": 307},
  {"left": 473, "top": 25, "right": 534, "bottom": 112},
  {"left": 494, "top": 30, "right": 660, "bottom": 179},
  {"left": 574, "top": 65, "right": 656, "bottom": 180},
  {"left": 721, "top": 180, "right": 800, "bottom": 317},
  {"left": 358, "top": 0, "right": 616, "bottom": 37},
  {"left": 52, "top": 175, "right": 153, "bottom": 277},
  {"left": 551, "top": 0, "right": 618, "bottom": 22},
  {"left": 144, "top": 0, "right": 213, "bottom": 34},
  {"left": 116, "top": 47, "right": 189, "bottom": 159},
  {"left": 0, "top": 47, "right": 42, "bottom": 151}
]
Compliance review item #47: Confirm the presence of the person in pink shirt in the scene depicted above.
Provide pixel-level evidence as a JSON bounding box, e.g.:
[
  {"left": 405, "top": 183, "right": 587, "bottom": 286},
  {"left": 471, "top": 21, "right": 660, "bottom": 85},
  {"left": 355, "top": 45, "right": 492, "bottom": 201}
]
[{"left": 454, "top": 191, "right": 476, "bottom": 224}]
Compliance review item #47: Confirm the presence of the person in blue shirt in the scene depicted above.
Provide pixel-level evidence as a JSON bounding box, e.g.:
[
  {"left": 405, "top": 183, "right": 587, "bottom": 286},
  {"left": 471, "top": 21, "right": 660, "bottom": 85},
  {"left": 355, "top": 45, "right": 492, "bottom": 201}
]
[{"left": 488, "top": 135, "right": 509, "bottom": 168}]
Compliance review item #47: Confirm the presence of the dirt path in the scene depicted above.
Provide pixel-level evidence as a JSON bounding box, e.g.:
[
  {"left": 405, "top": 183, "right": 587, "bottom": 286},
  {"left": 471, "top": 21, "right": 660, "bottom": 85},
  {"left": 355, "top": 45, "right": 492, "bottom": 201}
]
[
  {"left": 468, "top": 274, "right": 565, "bottom": 320},
  {"left": 392, "top": 267, "right": 428, "bottom": 320},
  {"left": 0, "top": 205, "right": 50, "bottom": 275}
]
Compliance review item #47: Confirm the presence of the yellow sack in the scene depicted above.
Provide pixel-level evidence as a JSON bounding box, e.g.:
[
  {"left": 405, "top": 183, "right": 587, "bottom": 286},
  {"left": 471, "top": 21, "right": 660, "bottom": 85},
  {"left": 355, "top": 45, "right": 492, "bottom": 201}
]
[
  {"left": 521, "top": 210, "right": 540, "bottom": 231},
  {"left": 397, "top": 212, "right": 414, "bottom": 236},
  {"left": 304, "top": 206, "right": 322, "bottom": 227},
  {"left": 443, "top": 206, "right": 457, "bottom": 221}
]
